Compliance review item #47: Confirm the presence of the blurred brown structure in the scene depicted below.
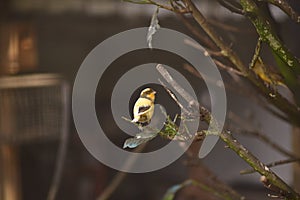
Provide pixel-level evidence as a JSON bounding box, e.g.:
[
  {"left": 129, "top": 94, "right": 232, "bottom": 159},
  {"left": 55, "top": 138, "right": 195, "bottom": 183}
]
[
  {"left": 0, "top": 74, "right": 69, "bottom": 200},
  {"left": 0, "top": 22, "right": 38, "bottom": 75}
]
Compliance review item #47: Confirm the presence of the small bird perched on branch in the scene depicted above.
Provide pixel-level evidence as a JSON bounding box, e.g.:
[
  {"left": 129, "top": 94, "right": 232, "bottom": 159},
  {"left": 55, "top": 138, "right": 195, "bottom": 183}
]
[
  {"left": 132, "top": 88, "right": 156, "bottom": 126},
  {"left": 251, "top": 57, "right": 286, "bottom": 87}
]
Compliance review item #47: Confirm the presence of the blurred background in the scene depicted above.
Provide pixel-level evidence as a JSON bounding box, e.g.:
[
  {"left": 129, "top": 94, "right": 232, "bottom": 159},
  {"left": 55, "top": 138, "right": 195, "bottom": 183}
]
[{"left": 0, "top": 0, "right": 299, "bottom": 199}]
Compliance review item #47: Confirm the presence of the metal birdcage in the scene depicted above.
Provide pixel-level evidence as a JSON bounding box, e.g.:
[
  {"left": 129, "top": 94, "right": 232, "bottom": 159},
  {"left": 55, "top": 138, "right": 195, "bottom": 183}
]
[
  {"left": 0, "top": 73, "right": 69, "bottom": 200},
  {"left": 0, "top": 74, "right": 68, "bottom": 143}
]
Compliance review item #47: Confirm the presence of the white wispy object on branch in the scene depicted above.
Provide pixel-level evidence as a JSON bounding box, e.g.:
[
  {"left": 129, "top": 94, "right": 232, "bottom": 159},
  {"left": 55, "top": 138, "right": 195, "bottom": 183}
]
[{"left": 147, "top": 7, "right": 160, "bottom": 49}]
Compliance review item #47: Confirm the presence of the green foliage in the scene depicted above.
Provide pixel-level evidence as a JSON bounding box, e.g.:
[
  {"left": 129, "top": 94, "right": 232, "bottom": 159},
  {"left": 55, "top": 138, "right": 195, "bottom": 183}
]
[{"left": 159, "top": 114, "right": 179, "bottom": 139}]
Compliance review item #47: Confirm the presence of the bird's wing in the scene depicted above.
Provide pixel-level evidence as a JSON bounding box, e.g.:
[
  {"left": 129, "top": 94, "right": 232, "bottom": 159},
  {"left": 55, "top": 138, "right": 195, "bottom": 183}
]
[
  {"left": 138, "top": 105, "right": 151, "bottom": 114},
  {"left": 133, "top": 98, "right": 152, "bottom": 117}
]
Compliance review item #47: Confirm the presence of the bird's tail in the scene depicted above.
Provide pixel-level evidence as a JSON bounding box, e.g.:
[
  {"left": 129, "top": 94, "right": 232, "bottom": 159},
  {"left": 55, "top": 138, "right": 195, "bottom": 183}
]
[{"left": 131, "top": 118, "right": 138, "bottom": 123}]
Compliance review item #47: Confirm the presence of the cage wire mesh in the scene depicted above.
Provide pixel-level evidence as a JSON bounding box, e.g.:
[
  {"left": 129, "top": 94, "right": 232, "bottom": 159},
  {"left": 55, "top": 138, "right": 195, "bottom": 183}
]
[
  {"left": 0, "top": 74, "right": 68, "bottom": 144},
  {"left": 0, "top": 73, "right": 70, "bottom": 200}
]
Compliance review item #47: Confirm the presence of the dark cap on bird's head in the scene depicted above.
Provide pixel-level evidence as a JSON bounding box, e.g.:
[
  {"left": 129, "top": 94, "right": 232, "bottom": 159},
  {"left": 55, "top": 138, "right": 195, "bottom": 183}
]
[{"left": 140, "top": 88, "right": 156, "bottom": 101}]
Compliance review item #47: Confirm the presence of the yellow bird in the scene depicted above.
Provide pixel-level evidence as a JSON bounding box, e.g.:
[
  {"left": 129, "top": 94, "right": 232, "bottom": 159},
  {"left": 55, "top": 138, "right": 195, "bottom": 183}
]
[
  {"left": 132, "top": 88, "right": 156, "bottom": 126},
  {"left": 251, "top": 57, "right": 286, "bottom": 87}
]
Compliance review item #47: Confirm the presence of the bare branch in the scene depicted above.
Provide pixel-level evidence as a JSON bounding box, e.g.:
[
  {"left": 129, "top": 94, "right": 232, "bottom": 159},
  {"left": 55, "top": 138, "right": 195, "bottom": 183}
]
[
  {"left": 217, "top": 0, "right": 245, "bottom": 15},
  {"left": 158, "top": 79, "right": 190, "bottom": 114},
  {"left": 241, "top": 158, "right": 300, "bottom": 175},
  {"left": 213, "top": 59, "right": 244, "bottom": 76},
  {"left": 207, "top": 18, "right": 253, "bottom": 34},
  {"left": 156, "top": 64, "right": 199, "bottom": 107},
  {"left": 242, "top": 130, "right": 296, "bottom": 158},
  {"left": 227, "top": 111, "right": 295, "bottom": 158},
  {"left": 96, "top": 144, "right": 147, "bottom": 200},
  {"left": 249, "top": 37, "right": 263, "bottom": 70},
  {"left": 124, "top": 0, "right": 190, "bottom": 13},
  {"left": 258, "top": 0, "right": 300, "bottom": 23},
  {"left": 178, "top": 14, "right": 218, "bottom": 50},
  {"left": 183, "top": 38, "right": 222, "bottom": 56}
]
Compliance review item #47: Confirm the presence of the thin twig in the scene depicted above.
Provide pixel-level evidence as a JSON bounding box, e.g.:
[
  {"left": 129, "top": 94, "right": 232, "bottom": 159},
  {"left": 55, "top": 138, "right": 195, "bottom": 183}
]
[
  {"left": 258, "top": 0, "right": 300, "bottom": 23},
  {"left": 249, "top": 37, "right": 262, "bottom": 69},
  {"left": 262, "top": 105, "right": 290, "bottom": 123},
  {"left": 241, "top": 158, "right": 300, "bottom": 175},
  {"left": 156, "top": 64, "right": 199, "bottom": 107},
  {"left": 158, "top": 78, "right": 189, "bottom": 114},
  {"left": 207, "top": 19, "right": 253, "bottom": 34},
  {"left": 241, "top": 130, "right": 296, "bottom": 158},
  {"left": 177, "top": 14, "right": 218, "bottom": 50},
  {"left": 96, "top": 144, "right": 146, "bottom": 200},
  {"left": 183, "top": 38, "right": 223, "bottom": 57},
  {"left": 213, "top": 59, "right": 244, "bottom": 76},
  {"left": 124, "top": 0, "right": 190, "bottom": 13},
  {"left": 227, "top": 111, "right": 296, "bottom": 158},
  {"left": 217, "top": 0, "right": 245, "bottom": 15}
]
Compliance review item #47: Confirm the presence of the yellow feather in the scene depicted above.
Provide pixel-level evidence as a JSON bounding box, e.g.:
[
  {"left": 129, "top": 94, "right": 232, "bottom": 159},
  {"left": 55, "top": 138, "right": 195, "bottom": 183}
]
[{"left": 251, "top": 58, "right": 286, "bottom": 87}]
